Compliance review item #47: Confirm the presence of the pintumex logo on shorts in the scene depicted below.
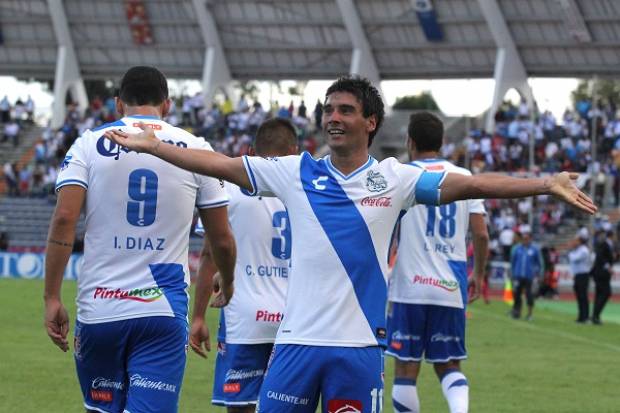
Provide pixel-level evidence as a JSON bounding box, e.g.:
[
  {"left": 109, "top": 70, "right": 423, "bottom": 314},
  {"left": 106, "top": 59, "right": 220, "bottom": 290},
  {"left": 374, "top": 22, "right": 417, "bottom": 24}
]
[
  {"left": 412, "top": 275, "right": 459, "bottom": 292},
  {"left": 93, "top": 286, "right": 164, "bottom": 302}
]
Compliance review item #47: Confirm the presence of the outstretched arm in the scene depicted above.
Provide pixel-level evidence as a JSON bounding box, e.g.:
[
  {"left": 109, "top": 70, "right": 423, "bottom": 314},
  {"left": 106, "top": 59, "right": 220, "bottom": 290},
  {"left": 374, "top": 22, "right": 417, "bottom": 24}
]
[
  {"left": 104, "top": 125, "right": 252, "bottom": 191},
  {"left": 439, "top": 172, "right": 596, "bottom": 215}
]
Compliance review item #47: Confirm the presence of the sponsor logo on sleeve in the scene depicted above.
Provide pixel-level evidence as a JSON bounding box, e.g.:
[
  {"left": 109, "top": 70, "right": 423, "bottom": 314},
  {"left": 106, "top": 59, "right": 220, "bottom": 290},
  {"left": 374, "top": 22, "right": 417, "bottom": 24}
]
[
  {"left": 327, "top": 399, "right": 363, "bottom": 413},
  {"left": 60, "top": 154, "right": 73, "bottom": 170}
]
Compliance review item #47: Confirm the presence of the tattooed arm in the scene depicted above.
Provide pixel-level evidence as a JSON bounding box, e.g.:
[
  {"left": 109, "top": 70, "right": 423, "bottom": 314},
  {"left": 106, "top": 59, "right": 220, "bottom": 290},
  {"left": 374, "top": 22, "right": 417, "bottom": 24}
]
[{"left": 44, "top": 185, "right": 85, "bottom": 352}]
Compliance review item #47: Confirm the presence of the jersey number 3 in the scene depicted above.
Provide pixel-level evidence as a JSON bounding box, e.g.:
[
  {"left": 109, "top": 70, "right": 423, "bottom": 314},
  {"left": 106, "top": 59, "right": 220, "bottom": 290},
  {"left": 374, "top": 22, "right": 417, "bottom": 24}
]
[
  {"left": 425, "top": 203, "right": 456, "bottom": 238},
  {"left": 126, "top": 169, "right": 158, "bottom": 227},
  {"left": 271, "top": 211, "right": 291, "bottom": 260}
]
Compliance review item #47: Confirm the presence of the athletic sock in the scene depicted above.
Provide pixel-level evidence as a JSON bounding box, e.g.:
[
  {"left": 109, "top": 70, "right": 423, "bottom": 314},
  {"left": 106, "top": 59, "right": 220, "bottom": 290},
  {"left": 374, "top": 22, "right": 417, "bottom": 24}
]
[
  {"left": 440, "top": 369, "right": 469, "bottom": 413},
  {"left": 392, "top": 377, "right": 420, "bottom": 413}
]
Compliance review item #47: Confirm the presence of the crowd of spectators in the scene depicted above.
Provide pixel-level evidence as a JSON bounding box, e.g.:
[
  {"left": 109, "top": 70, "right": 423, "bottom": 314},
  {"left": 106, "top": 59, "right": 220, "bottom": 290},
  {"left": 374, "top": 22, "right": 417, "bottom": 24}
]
[
  {"left": 448, "top": 98, "right": 620, "bottom": 261},
  {"left": 3, "top": 93, "right": 321, "bottom": 199},
  {"left": 1, "top": 95, "right": 35, "bottom": 146},
  {"left": 4, "top": 92, "right": 620, "bottom": 263}
]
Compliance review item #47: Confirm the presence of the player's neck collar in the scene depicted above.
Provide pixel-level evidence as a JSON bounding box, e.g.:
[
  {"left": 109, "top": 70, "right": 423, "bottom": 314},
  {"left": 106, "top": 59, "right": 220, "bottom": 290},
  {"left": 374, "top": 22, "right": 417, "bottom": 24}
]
[
  {"left": 124, "top": 114, "right": 160, "bottom": 120},
  {"left": 325, "top": 155, "right": 375, "bottom": 180},
  {"left": 415, "top": 158, "right": 443, "bottom": 162}
]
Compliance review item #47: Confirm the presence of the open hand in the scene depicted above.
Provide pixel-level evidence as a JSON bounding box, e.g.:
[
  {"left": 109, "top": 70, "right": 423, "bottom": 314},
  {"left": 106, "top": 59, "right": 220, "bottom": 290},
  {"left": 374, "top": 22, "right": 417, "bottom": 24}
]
[
  {"left": 103, "top": 123, "right": 159, "bottom": 153},
  {"left": 548, "top": 172, "right": 597, "bottom": 215},
  {"left": 189, "top": 319, "right": 210, "bottom": 358},
  {"left": 44, "top": 299, "right": 69, "bottom": 352}
]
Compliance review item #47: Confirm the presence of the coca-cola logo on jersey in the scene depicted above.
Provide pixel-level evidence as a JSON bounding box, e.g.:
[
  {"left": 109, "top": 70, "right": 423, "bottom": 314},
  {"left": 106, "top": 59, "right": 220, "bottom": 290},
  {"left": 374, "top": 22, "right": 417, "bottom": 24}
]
[{"left": 361, "top": 196, "right": 392, "bottom": 207}]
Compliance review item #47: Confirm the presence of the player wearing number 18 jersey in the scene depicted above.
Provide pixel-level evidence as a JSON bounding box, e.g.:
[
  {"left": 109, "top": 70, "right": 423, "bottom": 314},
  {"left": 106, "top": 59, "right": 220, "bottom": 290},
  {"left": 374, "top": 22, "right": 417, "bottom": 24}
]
[
  {"left": 44, "top": 66, "right": 235, "bottom": 413},
  {"left": 387, "top": 113, "right": 489, "bottom": 413}
]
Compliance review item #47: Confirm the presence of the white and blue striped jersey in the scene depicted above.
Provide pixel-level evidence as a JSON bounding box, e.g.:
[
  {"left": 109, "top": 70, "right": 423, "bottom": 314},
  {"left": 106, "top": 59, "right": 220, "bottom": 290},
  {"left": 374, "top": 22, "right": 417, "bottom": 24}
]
[
  {"left": 388, "top": 159, "right": 485, "bottom": 309},
  {"left": 195, "top": 182, "right": 289, "bottom": 344},
  {"left": 242, "top": 152, "right": 443, "bottom": 347},
  {"left": 56, "top": 115, "right": 228, "bottom": 324}
]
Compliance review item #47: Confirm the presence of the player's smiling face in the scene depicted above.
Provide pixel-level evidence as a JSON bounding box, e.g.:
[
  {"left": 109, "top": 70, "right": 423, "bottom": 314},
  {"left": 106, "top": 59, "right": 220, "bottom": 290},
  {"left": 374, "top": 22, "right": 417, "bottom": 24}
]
[{"left": 322, "top": 91, "right": 376, "bottom": 152}]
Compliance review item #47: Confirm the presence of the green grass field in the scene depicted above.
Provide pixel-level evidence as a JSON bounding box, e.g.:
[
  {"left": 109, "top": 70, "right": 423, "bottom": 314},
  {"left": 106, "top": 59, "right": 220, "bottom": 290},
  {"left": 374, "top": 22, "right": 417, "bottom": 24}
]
[{"left": 1, "top": 278, "right": 618, "bottom": 412}]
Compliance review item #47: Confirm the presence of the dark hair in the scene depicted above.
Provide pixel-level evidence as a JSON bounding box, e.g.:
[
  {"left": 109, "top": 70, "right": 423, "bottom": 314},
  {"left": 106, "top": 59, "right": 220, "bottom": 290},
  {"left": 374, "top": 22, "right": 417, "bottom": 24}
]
[
  {"left": 254, "top": 118, "right": 297, "bottom": 156},
  {"left": 118, "top": 66, "right": 168, "bottom": 106},
  {"left": 408, "top": 112, "right": 444, "bottom": 152},
  {"left": 325, "top": 75, "right": 384, "bottom": 147}
]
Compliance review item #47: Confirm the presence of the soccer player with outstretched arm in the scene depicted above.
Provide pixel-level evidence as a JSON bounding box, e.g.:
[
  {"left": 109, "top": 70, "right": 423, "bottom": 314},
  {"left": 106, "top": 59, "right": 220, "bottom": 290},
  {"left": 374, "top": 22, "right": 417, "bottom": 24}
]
[{"left": 105, "top": 75, "right": 595, "bottom": 413}]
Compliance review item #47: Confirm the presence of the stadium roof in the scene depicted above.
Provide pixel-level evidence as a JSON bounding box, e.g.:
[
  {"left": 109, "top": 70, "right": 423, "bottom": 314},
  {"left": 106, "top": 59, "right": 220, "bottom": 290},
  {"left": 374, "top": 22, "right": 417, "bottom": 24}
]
[{"left": 1, "top": 0, "right": 620, "bottom": 81}]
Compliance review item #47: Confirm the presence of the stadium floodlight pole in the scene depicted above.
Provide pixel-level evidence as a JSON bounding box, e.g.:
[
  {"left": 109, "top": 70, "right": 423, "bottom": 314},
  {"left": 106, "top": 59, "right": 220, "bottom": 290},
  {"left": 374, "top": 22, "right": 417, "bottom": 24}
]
[
  {"left": 336, "top": 0, "right": 384, "bottom": 98},
  {"left": 47, "top": 0, "right": 88, "bottom": 129},
  {"left": 191, "top": 0, "right": 235, "bottom": 108}
]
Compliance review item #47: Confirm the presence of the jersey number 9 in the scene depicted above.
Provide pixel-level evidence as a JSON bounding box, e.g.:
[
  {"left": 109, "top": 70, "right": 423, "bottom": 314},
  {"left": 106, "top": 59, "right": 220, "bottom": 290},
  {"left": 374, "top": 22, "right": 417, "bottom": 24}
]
[{"left": 126, "top": 169, "right": 158, "bottom": 227}]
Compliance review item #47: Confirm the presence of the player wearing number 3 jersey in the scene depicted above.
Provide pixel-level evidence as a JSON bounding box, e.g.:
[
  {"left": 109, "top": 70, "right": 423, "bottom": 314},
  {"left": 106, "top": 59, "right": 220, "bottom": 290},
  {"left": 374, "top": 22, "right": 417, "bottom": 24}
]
[
  {"left": 44, "top": 66, "right": 236, "bottom": 413},
  {"left": 194, "top": 119, "right": 297, "bottom": 413}
]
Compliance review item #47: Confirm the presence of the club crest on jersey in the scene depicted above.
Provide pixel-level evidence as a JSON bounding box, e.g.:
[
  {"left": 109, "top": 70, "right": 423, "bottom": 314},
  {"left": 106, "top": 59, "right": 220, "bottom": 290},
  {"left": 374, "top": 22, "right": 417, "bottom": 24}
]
[{"left": 366, "top": 170, "right": 388, "bottom": 192}]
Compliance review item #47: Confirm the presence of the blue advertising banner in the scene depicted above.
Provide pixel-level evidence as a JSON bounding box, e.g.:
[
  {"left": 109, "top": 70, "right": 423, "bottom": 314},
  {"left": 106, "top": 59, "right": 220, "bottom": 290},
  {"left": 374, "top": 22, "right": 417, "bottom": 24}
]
[
  {"left": 0, "top": 252, "right": 82, "bottom": 280},
  {"left": 413, "top": 0, "right": 443, "bottom": 41}
]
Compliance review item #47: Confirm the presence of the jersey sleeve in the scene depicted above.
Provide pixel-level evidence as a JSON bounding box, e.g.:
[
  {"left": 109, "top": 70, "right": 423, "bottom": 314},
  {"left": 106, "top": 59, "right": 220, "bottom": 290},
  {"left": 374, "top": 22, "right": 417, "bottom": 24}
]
[
  {"left": 195, "top": 141, "right": 229, "bottom": 209},
  {"left": 397, "top": 162, "right": 446, "bottom": 209},
  {"left": 55, "top": 134, "right": 90, "bottom": 191},
  {"left": 468, "top": 198, "right": 486, "bottom": 215},
  {"left": 242, "top": 154, "right": 299, "bottom": 198}
]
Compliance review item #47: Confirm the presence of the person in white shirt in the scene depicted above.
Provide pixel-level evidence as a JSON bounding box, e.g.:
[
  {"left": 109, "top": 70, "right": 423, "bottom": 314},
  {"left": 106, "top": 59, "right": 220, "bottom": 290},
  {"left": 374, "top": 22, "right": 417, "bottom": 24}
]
[
  {"left": 569, "top": 228, "right": 592, "bottom": 323},
  {"left": 192, "top": 119, "right": 297, "bottom": 413},
  {"left": 105, "top": 74, "right": 596, "bottom": 413},
  {"left": 387, "top": 112, "right": 489, "bottom": 413},
  {"left": 44, "top": 66, "right": 236, "bottom": 413}
]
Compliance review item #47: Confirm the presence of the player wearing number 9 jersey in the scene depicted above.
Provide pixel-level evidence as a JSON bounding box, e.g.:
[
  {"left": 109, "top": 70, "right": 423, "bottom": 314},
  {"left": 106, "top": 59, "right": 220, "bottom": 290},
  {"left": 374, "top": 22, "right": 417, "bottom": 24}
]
[
  {"left": 44, "top": 66, "right": 236, "bottom": 413},
  {"left": 387, "top": 113, "right": 489, "bottom": 413}
]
